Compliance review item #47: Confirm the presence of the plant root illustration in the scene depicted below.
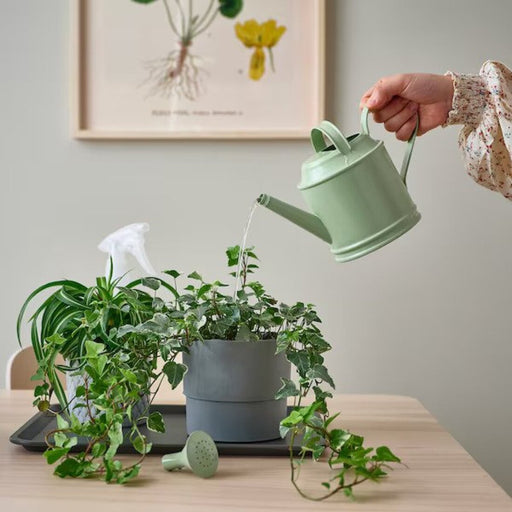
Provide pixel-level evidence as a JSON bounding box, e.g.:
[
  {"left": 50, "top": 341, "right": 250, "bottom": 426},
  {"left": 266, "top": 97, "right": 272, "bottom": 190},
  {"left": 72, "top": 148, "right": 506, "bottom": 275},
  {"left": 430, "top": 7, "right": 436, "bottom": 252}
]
[
  {"left": 132, "top": 0, "right": 243, "bottom": 100},
  {"left": 141, "top": 45, "right": 207, "bottom": 100}
]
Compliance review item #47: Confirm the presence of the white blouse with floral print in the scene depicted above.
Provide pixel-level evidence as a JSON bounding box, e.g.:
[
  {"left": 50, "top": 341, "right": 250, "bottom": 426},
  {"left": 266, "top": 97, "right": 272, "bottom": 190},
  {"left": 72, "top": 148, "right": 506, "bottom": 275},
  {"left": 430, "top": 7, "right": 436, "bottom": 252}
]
[{"left": 446, "top": 61, "right": 512, "bottom": 199}]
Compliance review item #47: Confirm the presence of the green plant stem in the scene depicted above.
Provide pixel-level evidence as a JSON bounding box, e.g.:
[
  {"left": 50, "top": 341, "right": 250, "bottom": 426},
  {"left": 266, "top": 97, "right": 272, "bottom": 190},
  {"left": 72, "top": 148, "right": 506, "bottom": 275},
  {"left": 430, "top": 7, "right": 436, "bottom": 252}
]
[
  {"left": 83, "top": 377, "right": 97, "bottom": 424},
  {"left": 268, "top": 48, "right": 275, "bottom": 72},
  {"left": 149, "top": 373, "right": 167, "bottom": 403},
  {"left": 192, "top": 0, "right": 215, "bottom": 32},
  {"left": 211, "top": 290, "right": 222, "bottom": 318},
  {"left": 289, "top": 424, "right": 373, "bottom": 501},
  {"left": 44, "top": 427, "right": 63, "bottom": 448},
  {"left": 96, "top": 454, "right": 146, "bottom": 479},
  {"left": 173, "top": 0, "right": 187, "bottom": 36},
  {"left": 173, "top": 277, "right": 179, "bottom": 309},
  {"left": 162, "top": 0, "right": 181, "bottom": 37},
  {"left": 192, "top": 2, "right": 218, "bottom": 38}
]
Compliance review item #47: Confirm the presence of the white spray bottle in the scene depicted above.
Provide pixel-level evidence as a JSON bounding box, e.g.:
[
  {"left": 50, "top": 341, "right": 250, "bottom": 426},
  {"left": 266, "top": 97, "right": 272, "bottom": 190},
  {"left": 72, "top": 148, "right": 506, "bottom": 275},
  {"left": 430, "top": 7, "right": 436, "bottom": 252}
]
[{"left": 98, "top": 223, "right": 157, "bottom": 285}]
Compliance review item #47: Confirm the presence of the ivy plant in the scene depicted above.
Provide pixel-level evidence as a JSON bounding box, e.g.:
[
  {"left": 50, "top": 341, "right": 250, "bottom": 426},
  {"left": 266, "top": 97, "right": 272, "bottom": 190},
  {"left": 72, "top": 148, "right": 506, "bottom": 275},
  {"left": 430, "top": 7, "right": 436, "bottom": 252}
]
[
  {"left": 275, "top": 314, "right": 402, "bottom": 500},
  {"left": 17, "top": 269, "right": 189, "bottom": 483},
  {"left": 151, "top": 246, "right": 402, "bottom": 500}
]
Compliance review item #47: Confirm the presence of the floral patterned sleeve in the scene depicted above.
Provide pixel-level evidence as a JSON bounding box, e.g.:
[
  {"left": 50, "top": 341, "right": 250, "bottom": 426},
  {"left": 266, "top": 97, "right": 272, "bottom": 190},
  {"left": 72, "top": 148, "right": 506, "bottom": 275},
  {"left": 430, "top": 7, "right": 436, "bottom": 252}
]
[{"left": 445, "top": 61, "right": 512, "bottom": 199}]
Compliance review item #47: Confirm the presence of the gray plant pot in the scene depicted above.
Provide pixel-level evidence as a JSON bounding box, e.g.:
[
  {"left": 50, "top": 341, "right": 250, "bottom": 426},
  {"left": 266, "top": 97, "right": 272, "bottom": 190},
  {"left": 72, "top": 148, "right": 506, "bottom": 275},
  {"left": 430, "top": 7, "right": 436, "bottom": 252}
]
[{"left": 183, "top": 339, "right": 291, "bottom": 442}]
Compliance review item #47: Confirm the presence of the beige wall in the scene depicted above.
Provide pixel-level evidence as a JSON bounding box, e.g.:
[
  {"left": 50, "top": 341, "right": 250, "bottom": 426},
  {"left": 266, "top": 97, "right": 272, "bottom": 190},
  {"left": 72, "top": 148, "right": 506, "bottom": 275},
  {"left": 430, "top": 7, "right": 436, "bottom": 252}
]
[{"left": 1, "top": 0, "right": 511, "bottom": 495}]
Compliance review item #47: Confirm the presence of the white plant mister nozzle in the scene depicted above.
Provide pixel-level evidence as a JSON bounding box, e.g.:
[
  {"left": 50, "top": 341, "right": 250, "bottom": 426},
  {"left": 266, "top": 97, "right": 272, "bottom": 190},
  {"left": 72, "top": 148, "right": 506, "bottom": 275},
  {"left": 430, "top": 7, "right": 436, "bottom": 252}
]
[{"left": 98, "top": 223, "right": 157, "bottom": 284}]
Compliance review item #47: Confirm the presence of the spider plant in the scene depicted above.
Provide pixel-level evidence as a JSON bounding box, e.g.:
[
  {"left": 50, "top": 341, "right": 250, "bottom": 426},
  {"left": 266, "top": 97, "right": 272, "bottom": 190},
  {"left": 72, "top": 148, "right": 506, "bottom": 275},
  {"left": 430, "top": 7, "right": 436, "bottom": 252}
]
[{"left": 16, "top": 265, "right": 171, "bottom": 410}]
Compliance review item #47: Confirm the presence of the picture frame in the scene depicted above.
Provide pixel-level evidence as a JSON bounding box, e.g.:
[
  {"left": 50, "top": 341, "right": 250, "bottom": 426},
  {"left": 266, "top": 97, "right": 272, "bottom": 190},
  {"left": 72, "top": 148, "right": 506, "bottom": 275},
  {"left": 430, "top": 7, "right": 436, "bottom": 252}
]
[{"left": 71, "top": 0, "right": 325, "bottom": 140}]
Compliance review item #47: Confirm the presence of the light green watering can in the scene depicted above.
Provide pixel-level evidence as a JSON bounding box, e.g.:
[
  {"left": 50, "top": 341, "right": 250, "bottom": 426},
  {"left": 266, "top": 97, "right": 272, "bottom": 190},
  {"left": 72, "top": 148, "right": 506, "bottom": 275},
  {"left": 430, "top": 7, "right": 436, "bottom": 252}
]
[{"left": 258, "top": 108, "right": 421, "bottom": 262}]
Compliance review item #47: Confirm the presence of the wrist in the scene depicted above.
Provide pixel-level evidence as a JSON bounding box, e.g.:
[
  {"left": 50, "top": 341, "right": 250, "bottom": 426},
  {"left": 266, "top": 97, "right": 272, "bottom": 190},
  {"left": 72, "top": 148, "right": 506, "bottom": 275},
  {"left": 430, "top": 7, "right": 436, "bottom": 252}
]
[{"left": 441, "top": 74, "right": 455, "bottom": 119}]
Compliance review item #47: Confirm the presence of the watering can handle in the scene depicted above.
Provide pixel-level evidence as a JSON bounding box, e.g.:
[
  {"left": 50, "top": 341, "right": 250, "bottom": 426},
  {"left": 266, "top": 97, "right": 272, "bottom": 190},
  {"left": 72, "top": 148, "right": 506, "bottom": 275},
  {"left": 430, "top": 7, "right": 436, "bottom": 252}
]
[
  {"left": 310, "top": 121, "right": 352, "bottom": 155},
  {"left": 361, "top": 107, "right": 418, "bottom": 186}
]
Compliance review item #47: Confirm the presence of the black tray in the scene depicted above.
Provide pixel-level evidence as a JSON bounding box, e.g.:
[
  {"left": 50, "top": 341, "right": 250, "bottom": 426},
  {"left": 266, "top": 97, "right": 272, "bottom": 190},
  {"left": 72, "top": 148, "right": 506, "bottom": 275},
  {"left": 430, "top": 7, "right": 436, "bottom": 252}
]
[{"left": 10, "top": 404, "right": 301, "bottom": 456}]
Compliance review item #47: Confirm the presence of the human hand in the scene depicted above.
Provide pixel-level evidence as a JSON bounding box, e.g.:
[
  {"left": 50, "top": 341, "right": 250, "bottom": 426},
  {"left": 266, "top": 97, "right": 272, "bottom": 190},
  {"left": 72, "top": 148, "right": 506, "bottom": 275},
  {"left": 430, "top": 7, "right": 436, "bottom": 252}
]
[{"left": 360, "top": 73, "right": 454, "bottom": 140}]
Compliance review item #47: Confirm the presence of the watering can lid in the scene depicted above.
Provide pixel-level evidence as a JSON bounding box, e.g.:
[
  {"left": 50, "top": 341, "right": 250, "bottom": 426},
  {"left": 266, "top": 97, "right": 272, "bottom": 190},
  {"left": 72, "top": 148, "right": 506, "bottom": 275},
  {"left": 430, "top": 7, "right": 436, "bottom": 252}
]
[{"left": 299, "top": 110, "right": 380, "bottom": 190}]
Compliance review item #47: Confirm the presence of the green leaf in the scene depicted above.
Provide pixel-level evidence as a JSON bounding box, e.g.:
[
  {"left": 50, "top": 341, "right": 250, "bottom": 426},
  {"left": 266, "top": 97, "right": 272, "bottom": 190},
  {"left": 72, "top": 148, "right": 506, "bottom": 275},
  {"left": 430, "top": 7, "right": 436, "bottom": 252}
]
[
  {"left": 141, "top": 277, "right": 160, "bottom": 290},
  {"left": 116, "top": 324, "right": 134, "bottom": 340},
  {"left": 34, "top": 384, "right": 48, "bottom": 397},
  {"left": 159, "top": 343, "right": 171, "bottom": 361},
  {"left": 74, "top": 385, "right": 86, "bottom": 398},
  {"left": 343, "top": 487, "right": 354, "bottom": 499},
  {"left": 329, "top": 429, "right": 352, "bottom": 451},
  {"left": 307, "top": 333, "right": 331, "bottom": 353},
  {"left": 187, "top": 271, "right": 203, "bottom": 281},
  {"left": 247, "top": 281, "right": 264, "bottom": 297},
  {"left": 147, "top": 411, "right": 166, "bottom": 433},
  {"left": 54, "top": 457, "right": 83, "bottom": 478},
  {"left": 152, "top": 297, "right": 165, "bottom": 311},
  {"left": 299, "top": 402, "right": 320, "bottom": 423},
  {"left": 95, "top": 354, "right": 108, "bottom": 375},
  {"left": 117, "top": 465, "right": 141, "bottom": 484},
  {"left": 280, "top": 409, "right": 305, "bottom": 428},
  {"left": 56, "top": 288, "right": 87, "bottom": 309},
  {"left": 91, "top": 443, "right": 107, "bottom": 458},
  {"left": 116, "top": 286, "right": 138, "bottom": 299},
  {"left": 163, "top": 269, "right": 181, "bottom": 279},
  {"left": 44, "top": 447, "right": 70, "bottom": 465},
  {"left": 312, "top": 445, "right": 325, "bottom": 460},
  {"left": 313, "top": 385, "right": 333, "bottom": 403},
  {"left": 275, "top": 378, "right": 299, "bottom": 400},
  {"left": 279, "top": 424, "right": 290, "bottom": 438},
  {"left": 120, "top": 369, "right": 138, "bottom": 384},
  {"left": 85, "top": 339, "right": 104, "bottom": 358},
  {"left": 306, "top": 364, "right": 335, "bottom": 389},
  {"left": 287, "top": 351, "right": 311, "bottom": 378},
  {"left": 107, "top": 422, "right": 123, "bottom": 452},
  {"left": 131, "top": 0, "right": 159, "bottom": 3},
  {"left": 197, "top": 284, "right": 212, "bottom": 298},
  {"left": 132, "top": 435, "right": 145, "bottom": 454},
  {"left": 226, "top": 246, "right": 240, "bottom": 267},
  {"left": 56, "top": 415, "right": 69, "bottom": 430},
  {"left": 323, "top": 411, "right": 340, "bottom": 428},
  {"left": 133, "top": 435, "right": 152, "bottom": 455},
  {"left": 354, "top": 466, "right": 373, "bottom": 478},
  {"left": 30, "top": 368, "right": 45, "bottom": 381},
  {"left": 275, "top": 335, "right": 290, "bottom": 354},
  {"left": 235, "top": 323, "right": 252, "bottom": 341},
  {"left": 163, "top": 361, "right": 187, "bottom": 389},
  {"left": 54, "top": 432, "right": 68, "bottom": 447},
  {"left": 369, "top": 466, "right": 388, "bottom": 479},
  {"left": 46, "top": 333, "right": 66, "bottom": 345},
  {"left": 374, "top": 446, "right": 401, "bottom": 463}
]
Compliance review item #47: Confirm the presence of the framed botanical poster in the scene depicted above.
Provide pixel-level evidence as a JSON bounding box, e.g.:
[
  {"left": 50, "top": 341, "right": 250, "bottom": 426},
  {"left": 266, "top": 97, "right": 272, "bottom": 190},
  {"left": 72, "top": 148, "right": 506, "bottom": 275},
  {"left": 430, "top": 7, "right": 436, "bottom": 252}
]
[{"left": 72, "top": 0, "right": 325, "bottom": 139}]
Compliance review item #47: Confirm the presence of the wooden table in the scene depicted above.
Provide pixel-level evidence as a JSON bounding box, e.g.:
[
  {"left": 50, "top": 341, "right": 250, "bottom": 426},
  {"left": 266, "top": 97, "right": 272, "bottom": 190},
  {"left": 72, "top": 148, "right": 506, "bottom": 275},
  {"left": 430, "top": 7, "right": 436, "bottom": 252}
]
[{"left": 1, "top": 390, "right": 511, "bottom": 511}]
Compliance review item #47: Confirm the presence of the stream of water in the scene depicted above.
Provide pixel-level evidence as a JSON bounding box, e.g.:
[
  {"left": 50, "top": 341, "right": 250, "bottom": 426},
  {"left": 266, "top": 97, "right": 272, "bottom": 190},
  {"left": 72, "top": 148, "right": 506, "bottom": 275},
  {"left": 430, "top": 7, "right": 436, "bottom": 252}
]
[{"left": 233, "top": 200, "right": 259, "bottom": 300}]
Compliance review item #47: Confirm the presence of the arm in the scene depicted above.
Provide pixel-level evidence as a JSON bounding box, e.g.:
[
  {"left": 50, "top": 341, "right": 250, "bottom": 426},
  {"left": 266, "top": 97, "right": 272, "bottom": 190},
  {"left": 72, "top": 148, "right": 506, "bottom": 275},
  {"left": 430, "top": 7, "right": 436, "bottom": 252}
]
[
  {"left": 446, "top": 61, "right": 512, "bottom": 199},
  {"left": 361, "top": 61, "right": 512, "bottom": 199}
]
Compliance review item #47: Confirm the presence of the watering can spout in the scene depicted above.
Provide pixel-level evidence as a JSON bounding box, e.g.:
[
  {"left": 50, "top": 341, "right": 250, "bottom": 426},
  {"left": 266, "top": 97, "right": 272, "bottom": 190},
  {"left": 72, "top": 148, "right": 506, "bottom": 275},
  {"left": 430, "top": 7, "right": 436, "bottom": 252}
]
[{"left": 257, "top": 194, "right": 332, "bottom": 244}]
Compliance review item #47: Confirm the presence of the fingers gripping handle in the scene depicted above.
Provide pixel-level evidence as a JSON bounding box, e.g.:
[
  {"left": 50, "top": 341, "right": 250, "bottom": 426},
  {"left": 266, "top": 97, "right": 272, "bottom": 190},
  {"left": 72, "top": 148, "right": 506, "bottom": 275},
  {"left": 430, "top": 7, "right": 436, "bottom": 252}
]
[
  {"left": 360, "top": 107, "right": 418, "bottom": 186},
  {"left": 399, "top": 121, "right": 417, "bottom": 186},
  {"left": 310, "top": 121, "right": 352, "bottom": 155}
]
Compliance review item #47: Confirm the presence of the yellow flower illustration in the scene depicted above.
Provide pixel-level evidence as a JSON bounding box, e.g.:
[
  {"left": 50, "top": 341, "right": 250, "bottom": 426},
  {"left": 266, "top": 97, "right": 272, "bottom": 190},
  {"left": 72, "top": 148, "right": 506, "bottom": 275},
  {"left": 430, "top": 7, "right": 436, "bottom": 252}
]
[
  {"left": 250, "top": 48, "right": 266, "bottom": 80},
  {"left": 235, "top": 19, "right": 287, "bottom": 80},
  {"left": 260, "top": 19, "right": 286, "bottom": 48}
]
